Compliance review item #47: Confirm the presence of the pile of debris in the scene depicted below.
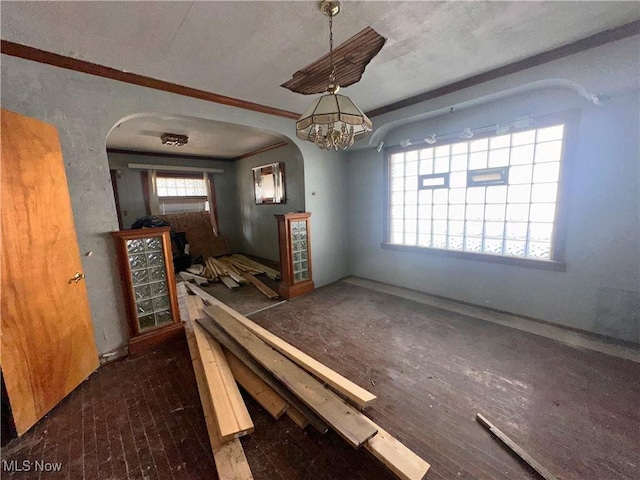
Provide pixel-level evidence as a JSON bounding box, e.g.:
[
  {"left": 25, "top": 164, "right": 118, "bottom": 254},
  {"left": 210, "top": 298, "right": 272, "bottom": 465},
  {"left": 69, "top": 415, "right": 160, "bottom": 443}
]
[
  {"left": 179, "top": 254, "right": 280, "bottom": 299},
  {"left": 177, "top": 282, "right": 431, "bottom": 480}
]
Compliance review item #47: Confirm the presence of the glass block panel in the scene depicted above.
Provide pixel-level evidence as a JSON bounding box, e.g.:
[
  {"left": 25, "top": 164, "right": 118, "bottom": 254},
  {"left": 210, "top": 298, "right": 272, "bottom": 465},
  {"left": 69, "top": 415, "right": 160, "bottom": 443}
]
[
  {"left": 132, "top": 269, "right": 149, "bottom": 285},
  {"left": 155, "top": 310, "right": 172, "bottom": 326},
  {"left": 418, "top": 205, "right": 432, "bottom": 219},
  {"left": 405, "top": 205, "right": 417, "bottom": 220},
  {"left": 147, "top": 252, "right": 164, "bottom": 267},
  {"left": 449, "top": 220, "right": 464, "bottom": 236},
  {"left": 149, "top": 267, "right": 166, "bottom": 281},
  {"left": 449, "top": 188, "right": 466, "bottom": 204},
  {"left": 391, "top": 192, "right": 404, "bottom": 205},
  {"left": 418, "top": 219, "right": 432, "bottom": 234},
  {"left": 506, "top": 222, "right": 528, "bottom": 240},
  {"left": 486, "top": 186, "right": 507, "bottom": 204},
  {"left": 151, "top": 295, "right": 168, "bottom": 311},
  {"left": 485, "top": 221, "right": 505, "bottom": 238},
  {"left": 418, "top": 234, "right": 432, "bottom": 247},
  {"left": 300, "top": 251, "right": 308, "bottom": 260},
  {"left": 508, "top": 185, "right": 532, "bottom": 203},
  {"left": 533, "top": 162, "right": 560, "bottom": 183},
  {"left": 134, "top": 284, "right": 151, "bottom": 302},
  {"left": 391, "top": 206, "right": 404, "bottom": 219},
  {"left": 391, "top": 176, "right": 404, "bottom": 191},
  {"left": 531, "top": 183, "right": 558, "bottom": 203},
  {"left": 490, "top": 134, "right": 511, "bottom": 149},
  {"left": 404, "top": 219, "right": 417, "bottom": 233},
  {"left": 509, "top": 165, "right": 533, "bottom": 184},
  {"left": 433, "top": 205, "right": 448, "bottom": 219},
  {"left": 404, "top": 190, "right": 418, "bottom": 206},
  {"left": 449, "top": 236, "right": 463, "bottom": 250},
  {"left": 137, "top": 299, "right": 153, "bottom": 316},
  {"left": 450, "top": 154, "right": 467, "bottom": 172},
  {"left": 405, "top": 176, "right": 418, "bottom": 191},
  {"left": 465, "top": 237, "right": 482, "bottom": 252},
  {"left": 466, "top": 187, "right": 485, "bottom": 204},
  {"left": 510, "top": 145, "right": 535, "bottom": 165},
  {"left": 527, "top": 242, "right": 551, "bottom": 259},
  {"left": 433, "top": 220, "right": 447, "bottom": 235},
  {"left": 433, "top": 189, "right": 448, "bottom": 204},
  {"left": 127, "top": 239, "right": 145, "bottom": 254},
  {"left": 535, "top": 141, "right": 563, "bottom": 163},
  {"left": 511, "top": 130, "right": 535, "bottom": 146},
  {"left": 391, "top": 219, "right": 403, "bottom": 233},
  {"left": 391, "top": 159, "right": 404, "bottom": 178},
  {"left": 434, "top": 156, "right": 449, "bottom": 174},
  {"left": 139, "top": 315, "right": 155, "bottom": 331},
  {"left": 419, "top": 148, "right": 434, "bottom": 160},
  {"left": 489, "top": 148, "right": 510, "bottom": 167},
  {"left": 485, "top": 204, "right": 506, "bottom": 221},
  {"left": 433, "top": 234, "right": 447, "bottom": 248},
  {"left": 469, "top": 138, "right": 488, "bottom": 152},
  {"left": 404, "top": 232, "right": 417, "bottom": 246},
  {"left": 435, "top": 145, "right": 450, "bottom": 157},
  {"left": 449, "top": 172, "right": 466, "bottom": 188},
  {"left": 419, "top": 158, "right": 433, "bottom": 175},
  {"left": 418, "top": 189, "right": 432, "bottom": 206},
  {"left": 452, "top": 143, "right": 468, "bottom": 155},
  {"left": 449, "top": 205, "right": 465, "bottom": 220},
  {"left": 390, "top": 231, "right": 403, "bottom": 244},
  {"left": 505, "top": 240, "right": 526, "bottom": 257},
  {"left": 405, "top": 161, "right": 418, "bottom": 176},
  {"left": 466, "top": 205, "right": 484, "bottom": 221},
  {"left": 530, "top": 203, "right": 556, "bottom": 222},
  {"left": 506, "top": 204, "right": 530, "bottom": 222},
  {"left": 129, "top": 254, "right": 148, "bottom": 270},
  {"left": 466, "top": 221, "right": 484, "bottom": 237},
  {"left": 469, "top": 151, "right": 488, "bottom": 170},
  {"left": 529, "top": 222, "right": 554, "bottom": 242},
  {"left": 537, "top": 125, "right": 564, "bottom": 142},
  {"left": 484, "top": 239, "right": 503, "bottom": 254},
  {"left": 145, "top": 237, "right": 162, "bottom": 251}
]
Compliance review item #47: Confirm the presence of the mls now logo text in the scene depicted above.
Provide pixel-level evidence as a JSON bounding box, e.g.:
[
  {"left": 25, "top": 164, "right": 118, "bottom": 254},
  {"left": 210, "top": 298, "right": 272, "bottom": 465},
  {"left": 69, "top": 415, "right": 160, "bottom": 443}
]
[{"left": 2, "top": 460, "right": 63, "bottom": 473}]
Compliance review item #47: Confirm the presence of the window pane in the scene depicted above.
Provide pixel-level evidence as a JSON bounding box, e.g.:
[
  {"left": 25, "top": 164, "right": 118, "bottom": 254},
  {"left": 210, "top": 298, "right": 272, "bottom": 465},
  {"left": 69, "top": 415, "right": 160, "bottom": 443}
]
[
  {"left": 506, "top": 222, "right": 528, "bottom": 240},
  {"left": 469, "top": 138, "right": 488, "bottom": 152},
  {"left": 448, "top": 236, "right": 464, "bottom": 250},
  {"left": 449, "top": 188, "right": 466, "bottom": 204},
  {"left": 391, "top": 159, "right": 404, "bottom": 177},
  {"left": 405, "top": 176, "right": 418, "bottom": 191},
  {"left": 433, "top": 220, "right": 447, "bottom": 235},
  {"left": 466, "top": 204, "right": 484, "bottom": 220},
  {"left": 531, "top": 183, "right": 558, "bottom": 203},
  {"left": 529, "top": 222, "right": 554, "bottom": 242},
  {"left": 419, "top": 157, "right": 433, "bottom": 175},
  {"left": 506, "top": 204, "right": 529, "bottom": 221},
  {"left": 391, "top": 192, "right": 404, "bottom": 205},
  {"left": 450, "top": 154, "right": 467, "bottom": 172},
  {"left": 484, "top": 239, "right": 503, "bottom": 254},
  {"left": 433, "top": 205, "right": 448, "bottom": 219},
  {"left": 533, "top": 162, "right": 560, "bottom": 183},
  {"left": 527, "top": 242, "right": 551, "bottom": 259},
  {"left": 466, "top": 221, "right": 483, "bottom": 236},
  {"left": 433, "top": 189, "right": 448, "bottom": 204},
  {"left": 418, "top": 204, "right": 432, "bottom": 219},
  {"left": 511, "top": 130, "right": 535, "bottom": 146},
  {"left": 535, "top": 141, "right": 563, "bottom": 163},
  {"left": 391, "top": 176, "right": 404, "bottom": 191},
  {"left": 449, "top": 205, "right": 465, "bottom": 220},
  {"left": 433, "top": 234, "right": 447, "bottom": 248},
  {"left": 486, "top": 186, "right": 507, "bottom": 204},
  {"left": 469, "top": 151, "right": 488, "bottom": 170},
  {"left": 452, "top": 143, "right": 468, "bottom": 155},
  {"left": 485, "top": 221, "right": 504, "bottom": 238},
  {"left": 529, "top": 203, "right": 556, "bottom": 222},
  {"left": 405, "top": 161, "right": 418, "bottom": 176},
  {"left": 449, "top": 220, "right": 464, "bottom": 236},
  {"left": 505, "top": 240, "right": 526, "bottom": 256},
  {"left": 510, "top": 145, "right": 535, "bottom": 165},
  {"left": 449, "top": 172, "right": 466, "bottom": 188},
  {"left": 405, "top": 191, "right": 418, "bottom": 206},
  {"left": 509, "top": 165, "right": 533, "bottom": 184},
  {"left": 508, "top": 185, "right": 531, "bottom": 203},
  {"left": 418, "top": 219, "right": 432, "bottom": 234},
  {"left": 434, "top": 156, "right": 449, "bottom": 174},
  {"left": 466, "top": 187, "right": 485, "bottom": 203},
  {"left": 489, "top": 148, "right": 510, "bottom": 167},
  {"left": 435, "top": 145, "right": 450, "bottom": 157},
  {"left": 485, "top": 204, "right": 506, "bottom": 221},
  {"left": 490, "top": 134, "right": 511, "bottom": 149},
  {"left": 418, "top": 234, "right": 431, "bottom": 247},
  {"left": 418, "top": 189, "right": 432, "bottom": 206},
  {"left": 537, "top": 125, "right": 564, "bottom": 142},
  {"left": 465, "top": 237, "right": 482, "bottom": 252}
]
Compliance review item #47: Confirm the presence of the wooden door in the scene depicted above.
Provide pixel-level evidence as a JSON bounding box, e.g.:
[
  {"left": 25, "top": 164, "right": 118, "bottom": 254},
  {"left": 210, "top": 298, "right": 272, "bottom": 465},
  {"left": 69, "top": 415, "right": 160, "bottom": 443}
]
[{"left": 1, "top": 109, "right": 99, "bottom": 435}]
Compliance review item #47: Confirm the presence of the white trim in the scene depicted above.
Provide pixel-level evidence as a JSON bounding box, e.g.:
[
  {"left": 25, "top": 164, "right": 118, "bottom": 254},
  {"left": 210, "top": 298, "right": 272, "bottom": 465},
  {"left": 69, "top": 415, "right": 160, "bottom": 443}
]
[{"left": 128, "top": 163, "right": 224, "bottom": 174}]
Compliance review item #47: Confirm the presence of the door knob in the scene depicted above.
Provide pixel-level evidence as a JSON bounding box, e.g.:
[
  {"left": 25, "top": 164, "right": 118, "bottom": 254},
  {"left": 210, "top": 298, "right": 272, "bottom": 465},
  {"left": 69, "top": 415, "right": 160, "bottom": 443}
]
[{"left": 68, "top": 272, "right": 86, "bottom": 284}]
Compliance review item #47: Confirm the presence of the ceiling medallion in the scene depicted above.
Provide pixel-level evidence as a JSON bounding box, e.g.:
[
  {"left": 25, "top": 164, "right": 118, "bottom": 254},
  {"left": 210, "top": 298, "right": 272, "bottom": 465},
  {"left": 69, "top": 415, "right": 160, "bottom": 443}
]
[
  {"left": 161, "top": 133, "right": 189, "bottom": 147},
  {"left": 295, "top": 1, "right": 372, "bottom": 151}
]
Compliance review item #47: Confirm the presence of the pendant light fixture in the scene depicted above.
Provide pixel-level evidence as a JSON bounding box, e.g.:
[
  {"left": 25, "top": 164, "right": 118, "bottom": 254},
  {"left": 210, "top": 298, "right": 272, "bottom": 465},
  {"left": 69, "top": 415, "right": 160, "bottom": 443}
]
[{"left": 295, "top": 1, "right": 372, "bottom": 150}]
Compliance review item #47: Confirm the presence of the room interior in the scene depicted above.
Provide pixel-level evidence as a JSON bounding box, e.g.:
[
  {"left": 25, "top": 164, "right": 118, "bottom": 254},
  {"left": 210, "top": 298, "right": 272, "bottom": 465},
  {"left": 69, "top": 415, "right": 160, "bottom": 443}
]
[{"left": 1, "top": 2, "right": 639, "bottom": 480}]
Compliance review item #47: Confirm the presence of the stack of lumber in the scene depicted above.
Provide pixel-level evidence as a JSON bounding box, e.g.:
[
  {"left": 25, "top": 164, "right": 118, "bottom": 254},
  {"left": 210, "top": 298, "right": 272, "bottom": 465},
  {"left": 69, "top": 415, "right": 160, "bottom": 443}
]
[
  {"left": 198, "top": 254, "right": 280, "bottom": 299},
  {"left": 181, "top": 282, "right": 431, "bottom": 480}
]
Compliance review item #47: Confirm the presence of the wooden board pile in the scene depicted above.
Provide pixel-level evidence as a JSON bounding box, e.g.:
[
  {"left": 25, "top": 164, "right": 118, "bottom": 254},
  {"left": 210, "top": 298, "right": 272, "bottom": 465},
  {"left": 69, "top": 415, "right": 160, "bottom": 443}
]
[
  {"left": 177, "top": 282, "right": 431, "bottom": 480},
  {"left": 181, "top": 254, "right": 280, "bottom": 299}
]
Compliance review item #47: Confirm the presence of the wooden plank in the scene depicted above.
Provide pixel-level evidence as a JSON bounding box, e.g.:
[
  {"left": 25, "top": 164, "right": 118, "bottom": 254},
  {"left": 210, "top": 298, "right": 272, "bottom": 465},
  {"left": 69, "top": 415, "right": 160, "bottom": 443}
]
[
  {"left": 220, "top": 276, "right": 240, "bottom": 290},
  {"left": 183, "top": 294, "right": 253, "bottom": 480},
  {"left": 225, "top": 257, "right": 263, "bottom": 275},
  {"left": 200, "top": 307, "right": 378, "bottom": 448},
  {"left": 362, "top": 416, "right": 430, "bottom": 480},
  {"left": 476, "top": 413, "right": 559, "bottom": 480},
  {"left": 243, "top": 272, "right": 280, "bottom": 299},
  {"left": 198, "top": 315, "right": 329, "bottom": 434},
  {"left": 285, "top": 407, "right": 310, "bottom": 430},
  {"left": 225, "top": 350, "right": 289, "bottom": 420},
  {"left": 230, "top": 254, "right": 280, "bottom": 280},
  {"left": 190, "top": 302, "right": 254, "bottom": 441},
  {"left": 179, "top": 271, "right": 209, "bottom": 285},
  {"left": 186, "top": 283, "right": 377, "bottom": 409}
]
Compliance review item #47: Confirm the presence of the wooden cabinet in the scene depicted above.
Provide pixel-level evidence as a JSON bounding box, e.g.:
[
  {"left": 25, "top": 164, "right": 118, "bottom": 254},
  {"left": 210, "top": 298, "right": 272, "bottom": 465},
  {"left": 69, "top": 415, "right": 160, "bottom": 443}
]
[
  {"left": 275, "top": 213, "right": 314, "bottom": 299},
  {"left": 111, "top": 227, "right": 183, "bottom": 355}
]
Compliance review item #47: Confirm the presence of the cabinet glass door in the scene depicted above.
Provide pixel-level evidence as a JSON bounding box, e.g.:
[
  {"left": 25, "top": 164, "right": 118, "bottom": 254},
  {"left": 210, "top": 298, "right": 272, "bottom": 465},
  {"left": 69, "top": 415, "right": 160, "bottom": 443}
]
[
  {"left": 126, "top": 236, "right": 173, "bottom": 331},
  {"left": 291, "top": 220, "right": 309, "bottom": 283}
]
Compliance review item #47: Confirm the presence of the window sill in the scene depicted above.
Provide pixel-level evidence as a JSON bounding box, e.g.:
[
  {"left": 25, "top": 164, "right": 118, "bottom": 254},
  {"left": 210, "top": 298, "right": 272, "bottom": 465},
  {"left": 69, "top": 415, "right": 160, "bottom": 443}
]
[{"left": 380, "top": 243, "right": 566, "bottom": 272}]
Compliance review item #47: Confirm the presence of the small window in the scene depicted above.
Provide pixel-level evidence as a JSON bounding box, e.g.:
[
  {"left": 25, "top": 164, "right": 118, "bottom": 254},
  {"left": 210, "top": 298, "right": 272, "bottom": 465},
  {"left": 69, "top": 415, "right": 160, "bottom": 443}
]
[{"left": 155, "top": 172, "right": 209, "bottom": 214}]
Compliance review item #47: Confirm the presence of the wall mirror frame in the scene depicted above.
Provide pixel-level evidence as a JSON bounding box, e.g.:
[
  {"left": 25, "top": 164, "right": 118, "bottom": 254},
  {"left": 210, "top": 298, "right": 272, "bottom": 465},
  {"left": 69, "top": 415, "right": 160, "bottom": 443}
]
[{"left": 253, "top": 162, "right": 285, "bottom": 204}]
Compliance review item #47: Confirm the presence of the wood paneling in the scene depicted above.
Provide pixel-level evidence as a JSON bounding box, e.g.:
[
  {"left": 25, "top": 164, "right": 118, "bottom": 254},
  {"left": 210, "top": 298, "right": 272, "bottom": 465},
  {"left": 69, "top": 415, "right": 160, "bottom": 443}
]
[
  {"left": 281, "top": 27, "right": 386, "bottom": 94},
  {"left": 1, "top": 109, "right": 99, "bottom": 435}
]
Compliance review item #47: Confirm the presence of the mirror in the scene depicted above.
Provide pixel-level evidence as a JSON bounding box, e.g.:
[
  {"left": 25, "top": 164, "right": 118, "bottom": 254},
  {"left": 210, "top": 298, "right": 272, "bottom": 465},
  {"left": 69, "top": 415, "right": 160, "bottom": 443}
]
[{"left": 253, "top": 162, "right": 285, "bottom": 204}]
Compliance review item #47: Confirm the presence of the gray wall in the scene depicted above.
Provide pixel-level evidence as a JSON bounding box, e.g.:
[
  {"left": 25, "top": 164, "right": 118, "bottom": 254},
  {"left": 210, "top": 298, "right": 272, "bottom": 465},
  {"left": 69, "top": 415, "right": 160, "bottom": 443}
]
[
  {"left": 234, "top": 144, "right": 305, "bottom": 262},
  {"left": 107, "top": 152, "right": 238, "bottom": 235},
  {"left": 347, "top": 37, "right": 640, "bottom": 343},
  {"left": 1, "top": 55, "right": 349, "bottom": 356}
]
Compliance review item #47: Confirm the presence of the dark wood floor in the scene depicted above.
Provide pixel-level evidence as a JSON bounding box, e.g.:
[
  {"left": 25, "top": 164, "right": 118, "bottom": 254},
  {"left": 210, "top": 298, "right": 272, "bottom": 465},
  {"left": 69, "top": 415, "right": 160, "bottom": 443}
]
[{"left": 2, "top": 280, "right": 638, "bottom": 480}]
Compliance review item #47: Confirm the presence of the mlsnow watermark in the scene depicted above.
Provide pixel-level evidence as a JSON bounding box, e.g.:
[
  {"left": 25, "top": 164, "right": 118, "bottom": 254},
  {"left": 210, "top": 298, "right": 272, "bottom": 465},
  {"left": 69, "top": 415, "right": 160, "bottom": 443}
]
[{"left": 2, "top": 459, "right": 63, "bottom": 473}]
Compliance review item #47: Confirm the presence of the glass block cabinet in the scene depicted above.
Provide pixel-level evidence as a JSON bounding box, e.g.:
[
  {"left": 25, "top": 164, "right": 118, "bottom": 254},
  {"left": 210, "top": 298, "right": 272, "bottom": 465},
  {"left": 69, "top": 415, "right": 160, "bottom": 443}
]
[
  {"left": 275, "top": 213, "right": 314, "bottom": 299},
  {"left": 111, "top": 227, "right": 183, "bottom": 355}
]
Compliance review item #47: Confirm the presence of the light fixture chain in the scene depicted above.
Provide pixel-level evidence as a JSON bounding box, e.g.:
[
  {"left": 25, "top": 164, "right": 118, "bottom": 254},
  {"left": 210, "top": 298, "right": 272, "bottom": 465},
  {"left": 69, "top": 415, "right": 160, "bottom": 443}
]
[{"left": 329, "top": 13, "right": 335, "bottom": 81}]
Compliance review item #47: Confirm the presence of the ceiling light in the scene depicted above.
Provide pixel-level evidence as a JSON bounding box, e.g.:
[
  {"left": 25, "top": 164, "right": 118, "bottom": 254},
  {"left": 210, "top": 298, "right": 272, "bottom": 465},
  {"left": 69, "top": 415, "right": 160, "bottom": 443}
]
[
  {"left": 459, "top": 128, "right": 474, "bottom": 139},
  {"left": 424, "top": 134, "right": 437, "bottom": 145},
  {"left": 295, "top": 1, "right": 372, "bottom": 150},
  {"left": 161, "top": 133, "right": 188, "bottom": 147}
]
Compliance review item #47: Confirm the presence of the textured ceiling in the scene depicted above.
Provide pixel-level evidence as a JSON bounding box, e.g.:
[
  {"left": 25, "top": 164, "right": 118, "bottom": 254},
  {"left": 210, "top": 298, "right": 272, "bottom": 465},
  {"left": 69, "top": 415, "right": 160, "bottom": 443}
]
[{"left": 3, "top": 1, "right": 639, "bottom": 116}]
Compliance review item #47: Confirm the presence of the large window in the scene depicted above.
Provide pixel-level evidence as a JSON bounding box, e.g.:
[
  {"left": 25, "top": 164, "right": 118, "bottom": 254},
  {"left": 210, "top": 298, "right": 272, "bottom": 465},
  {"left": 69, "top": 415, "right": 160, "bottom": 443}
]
[{"left": 386, "top": 122, "right": 567, "bottom": 264}]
